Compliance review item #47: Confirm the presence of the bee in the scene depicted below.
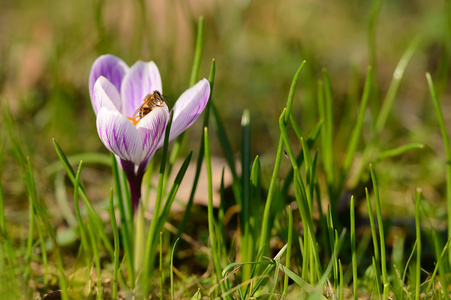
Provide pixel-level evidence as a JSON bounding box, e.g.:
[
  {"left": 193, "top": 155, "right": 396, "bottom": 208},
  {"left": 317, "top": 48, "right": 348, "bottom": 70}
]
[{"left": 131, "top": 90, "right": 166, "bottom": 120}]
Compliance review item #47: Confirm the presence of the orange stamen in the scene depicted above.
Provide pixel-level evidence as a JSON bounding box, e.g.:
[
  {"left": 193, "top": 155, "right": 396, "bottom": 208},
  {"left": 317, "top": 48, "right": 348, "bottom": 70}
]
[{"left": 127, "top": 116, "right": 140, "bottom": 126}]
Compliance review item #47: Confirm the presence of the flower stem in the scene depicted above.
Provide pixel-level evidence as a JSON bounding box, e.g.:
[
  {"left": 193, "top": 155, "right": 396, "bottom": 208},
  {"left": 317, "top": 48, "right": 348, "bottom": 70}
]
[
  {"left": 121, "top": 160, "right": 144, "bottom": 214},
  {"left": 129, "top": 174, "right": 143, "bottom": 214}
]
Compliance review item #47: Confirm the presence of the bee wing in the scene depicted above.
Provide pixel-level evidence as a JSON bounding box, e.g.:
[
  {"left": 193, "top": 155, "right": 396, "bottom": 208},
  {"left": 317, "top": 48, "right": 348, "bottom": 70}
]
[{"left": 131, "top": 102, "right": 147, "bottom": 118}]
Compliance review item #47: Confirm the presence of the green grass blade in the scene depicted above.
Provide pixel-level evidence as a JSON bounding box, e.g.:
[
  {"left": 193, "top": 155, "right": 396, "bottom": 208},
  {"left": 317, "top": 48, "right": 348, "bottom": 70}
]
[
  {"left": 322, "top": 70, "right": 333, "bottom": 143},
  {"left": 160, "top": 232, "right": 164, "bottom": 300},
  {"left": 111, "top": 153, "right": 134, "bottom": 288},
  {"left": 259, "top": 143, "right": 284, "bottom": 253},
  {"left": 204, "top": 126, "right": 227, "bottom": 295},
  {"left": 260, "top": 63, "right": 305, "bottom": 256},
  {"left": 251, "top": 245, "right": 287, "bottom": 297},
  {"left": 142, "top": 159, "right": 155, "bottom": 210},
  {"left": 159, "top": 152, "right": 192, "bottom": 223},
  {"left": 24, "top": 157, "right": 49, "bottom": 295},
  {"left": 191, "top": 289, "right": 202, "bottom": 300},
  {"left": 241, "top": 109, "right": 251, "bottom": 215},
  {"left": 283, "top": 206, "right": 293, "bottom": 297},
  {"left": 167, "top": 15, "right": 204, "bottom": 186},
  {"left": 369, "top": 165, "right": 389, "bottom": 298},
  {"left": 284, "top": 61, "right": 306, "bottom": 124},
  {"left": 278, "top": 264, "right": 325, "bottom": 297},
  {"left": 322, "top": 69, "right": 335, "bottom": 189},
  {"left": 171, "top": 238, "right": 181, "bottom": 300},
  {"left": 222, "top": 261, "right": 269, "bottom": 278},
  {"left": 27, "top": 157, "right": 50, "bottom": 288},
  {"left": 375, "top": 143, "right": 424, "bottom": 162},
  {"left": 44, "top": 152, "right": 111, "bottom": 176},
  {"left": 218, "top": 168, "right": 227, "bottom": 259},
  {"left": 317, "top": 229, "right": 346, "bottom": 288},
  {"left": 53, "top": 139, "right": 114, "bottom": 257},
  {"left": 189, "top": 16, "right": 204, "bottom": 87},
  {"left": 350, "top": 195, "right": 358, "bottom": 300},
  {"left": 54, "top": 171, "right": 77, "bottom": 228},
  {"left": 294, "top": 168, "right": 321, "bottom": 279},
  {"left": 351, "top": 37, "right": 421, "bottom": 187},
  {"left": 24, "top": 175, "right": 35, "bottom": 293},
  {"left": 52, "top": 139, "right": 82, "bottom": 184},
  {"left": 177, "top": 59, "right": 215, "bottom": 238},
  {"left": 32, "top": 163, "right": 68, "bottom": 299},
  {"left": 326, "top": 207, "right": 338, "bottom": 288},
  {"left": 0, "top": 181, "right": 19, "bottom": 297},
  {"left": 365, "top": 187, "right": 380, "bottom": 263},
  {"left": 86, "top": 221, "right": 102, "bottom": 299},
  {"left": 111, "top": 152, "right": 131, "bottom": 236},
  {"left": 0, "top": 180, "right": 6, "bottom": 239},
  {"left": 371, "top": 257, "right": 381, "bottom": 298},
  {"left": 269, "top": 259, "right": 281, "bottom": 300},
  {"left": 281, "top": 119, "right": 323, "bottom": 198},
  {"left": 375, "top": 36, "right": 421, "bottom": 134},
  {"left": 402, "top": 241, "right": 416, "bottom": 288},
  {"left": 341, "top": 66, "right": 373, "bottom": 186},
  {"left": 339, "top": 259, "right": 343, "bottom": 300},
  {"left": 300, "top": 137, "right": 312, "bottom": 189},
  {"left": 242, "top": 156, "right": 261, "bottom": 286},
  {"left": 109, "top": 189, "right": 120, "bottom": 300},
  {"left": 3, "top": 110, "right": 46, "bottom": 295},
  {"left": 25, "top": 201, "right": 34, "bottom": 295},
  {"left": 2, "top": 105, "right": 27, "bottom": 171},
  {"left": 73, "top": 161, "right": 91, "bottom": 264},
  {"left": 426, "top": 232, "right": 451, "bottom": 296},
  {"left": 344, "top": 230, "right": 371, "bottom": 285},
  {"left": 391, "top": 230, "right": 405, "bottom": 299},
  {"left": 426, "top": 72, "right": 451, "bottom": 263},
  {"left": 414, "top": 188, "right": 422, "bottom": 300},
  {"left": 122, "top": 166, "right": 133, "bottom": 236},
  {"left": 280, "top": 110, "right": 319, "bottom": 272},
  {"left": 368, "top": 0, "right": 382, "bottom": 72},
  {"left": 152, "top": 152, "right": 193, "bottom": 244},
  {"left": 3, "top": 108, "right": 68, "bottom": 298},
  {"left": 149, "top": 152, "right": 193, "bottom": 261},
  {"left": 144, "top": 111, "right": 174, "bottom": 289},
  {"left": 211, "top": 103, "right": 242, "bottom": 207},
  {"left": 240, "top": 109, "right": 251, "bottom": 282},
  {"left": 259, "top": 135, "right": 284, "bottom": 253},
  {"left": 365, "top": 187, "right": 381, "bottom": 295}
]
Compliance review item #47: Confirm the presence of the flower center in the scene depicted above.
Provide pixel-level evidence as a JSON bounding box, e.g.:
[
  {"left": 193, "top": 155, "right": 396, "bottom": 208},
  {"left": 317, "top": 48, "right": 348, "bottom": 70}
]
[{"left": 127, "top": 116, "right": 141, "bottom": 126}]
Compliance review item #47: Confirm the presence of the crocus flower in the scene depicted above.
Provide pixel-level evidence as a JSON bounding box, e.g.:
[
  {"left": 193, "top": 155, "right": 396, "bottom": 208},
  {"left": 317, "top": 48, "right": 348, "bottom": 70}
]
[{"left": 89, "top": 54, "right": 210, "bottom": 213}]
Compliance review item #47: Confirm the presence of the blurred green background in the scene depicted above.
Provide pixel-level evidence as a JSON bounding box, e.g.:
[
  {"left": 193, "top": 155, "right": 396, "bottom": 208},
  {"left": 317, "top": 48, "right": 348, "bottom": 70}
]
[{"left": 1, "top": 0, "right": 450, "bottom": 223}]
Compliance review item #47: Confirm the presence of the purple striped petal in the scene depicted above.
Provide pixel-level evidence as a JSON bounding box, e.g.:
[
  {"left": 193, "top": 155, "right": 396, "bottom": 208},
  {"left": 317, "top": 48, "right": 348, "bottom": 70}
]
[
  {"left": 136, "top": 105, "right": 169, "bottom": 170},
  {"left": 167, "top": 79, "right": 210, "bottom": 143},
  {"left": 89, "top": 54, "right": 129, "bottom": 99},
  {"left": 121, "top": 61, "right": 162, "bottom": 117},
  {"left": 92, "top": 76, "right": 122, "bottom": 115},
  {"left": 96, "top": 108, "right": 143, "bottom": 165}
]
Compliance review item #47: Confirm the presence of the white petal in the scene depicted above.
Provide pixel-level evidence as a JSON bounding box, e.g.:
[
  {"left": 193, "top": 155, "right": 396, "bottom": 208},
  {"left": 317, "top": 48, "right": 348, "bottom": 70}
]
[
  {"left": 136, "top": 105, "right": 169, "bottom": 167},
  {"left": 92, "top": 76, "right": 122, "bottom": 115},
  {"left": 96, "top": 108, "right": 143, "bottom": 164},
  {"left": 89, "top": 54, "right": 129, "bottom": 98},
  {"left": 168, "top": 78, "right": 210, "bottom": 142}
]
